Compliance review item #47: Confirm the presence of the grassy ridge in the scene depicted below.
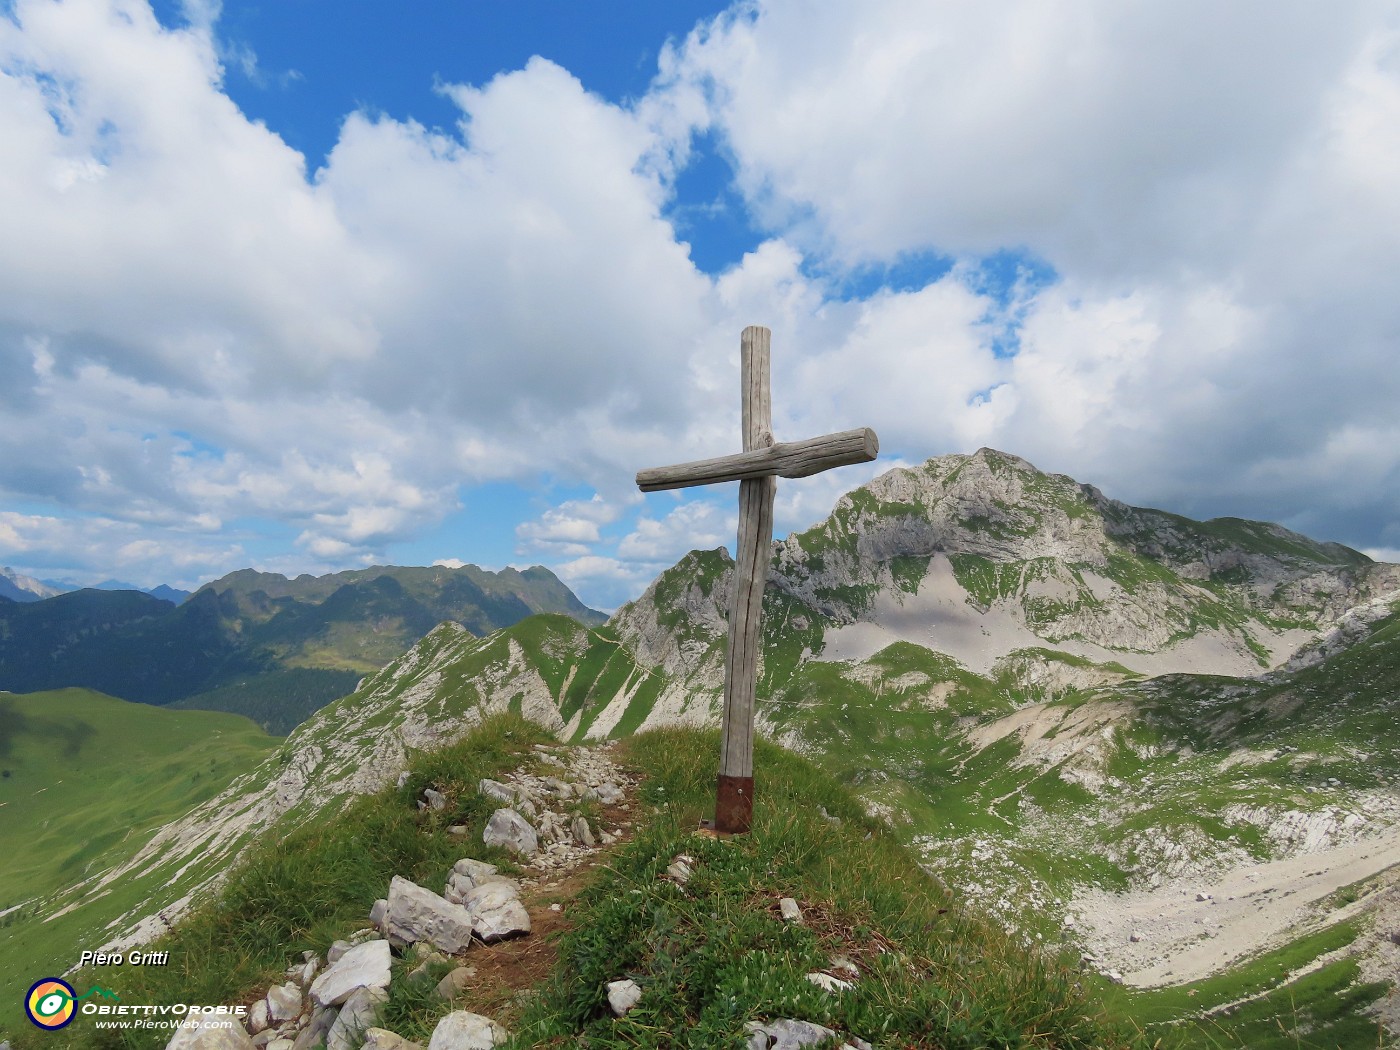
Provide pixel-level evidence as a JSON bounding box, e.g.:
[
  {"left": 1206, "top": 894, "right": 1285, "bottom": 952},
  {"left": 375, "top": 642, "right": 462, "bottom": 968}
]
[
  {"left": 0, "top": 690, "right": 276, "bottom": 1033},
  {"left": 519, "top": 727, "right": 1146, "bottom": 1049},
  {"left": 5, "top": 715, "right": 1150, "bottom": 1049}
]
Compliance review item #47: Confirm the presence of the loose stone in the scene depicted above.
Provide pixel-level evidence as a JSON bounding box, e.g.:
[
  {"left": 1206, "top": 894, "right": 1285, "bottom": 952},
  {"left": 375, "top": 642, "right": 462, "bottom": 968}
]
[
  {"left": 326, "top": 986, "right": 389, "bottom": 1050},
  {"left": 483, "top": 808, "right": 538, "bottom": 855},
  {"left": 308, "top": 939, "right": 392, "bottom": 1008},
  {"left": 606, "top": 979, "right": 642, "bottom": 1016},
  {"left": 426, "top": 1011, "right": 508, "bottom": 1050}
]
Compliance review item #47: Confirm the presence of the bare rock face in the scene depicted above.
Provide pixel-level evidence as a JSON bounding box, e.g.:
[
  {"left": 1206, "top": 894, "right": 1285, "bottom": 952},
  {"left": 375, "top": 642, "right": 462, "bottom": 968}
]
[
  {"left": 383, "top": 876, "right": 476, "bottom": 954},
  {"left": 483, "top": 808, "right": 538, "bottom": 855},
  {"left": 308, "top": 938, "right": 392, "bottom": 1007},
  {"left": 426, "top": 1011, "right": 508, "bottom": 1050}
]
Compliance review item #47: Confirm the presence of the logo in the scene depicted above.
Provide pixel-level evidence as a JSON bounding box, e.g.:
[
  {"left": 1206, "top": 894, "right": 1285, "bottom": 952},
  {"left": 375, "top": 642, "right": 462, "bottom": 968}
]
[
  {"left": 25, "top": 978, "right": 77, "bottom": 1030},
  {"left": 24, "top": 979, "right": 119, "bottom": 1030}
]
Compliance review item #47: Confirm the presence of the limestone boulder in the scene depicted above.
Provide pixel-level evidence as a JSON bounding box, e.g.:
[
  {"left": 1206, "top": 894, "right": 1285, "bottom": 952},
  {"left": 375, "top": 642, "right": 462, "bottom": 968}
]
[
  {"left": 384, "top": 875, "right": 476, "bottom": 954},
  {"left": 290, "top": 1007, "right": 336, "bottom": 1050},
  {"left": 362, "top": 1030, "right": 424, "bottom": 1050},
  {"left": 264, "top": 983, "right": 302, "bottom": 1024},
  {"left": 745, "top": 1019, "right": 871, "bottom": 1050},
  {"left": 606, "top": 979, "right": 641, "bottom": 1016},
  {"left": 463, "top": 881, "right": 531, "bottom": 942},
  {"left": 166, "top": 1015, "right": 257, "bottom": 1050},
  {"left": 308, "top": 939, "right": 392, "bottom": 1008},
  {"left": 434, "top": 966, "right": 475, "bottom": 1000},
  {"left": 426, "top": 1011, "right": 508, "bottom": 1050},
  {"left": 326, "top": 986, "right": 389, "bottom": 1050},
  {"left": 483, "top": 809, "right": 537, "bottom": 855}
]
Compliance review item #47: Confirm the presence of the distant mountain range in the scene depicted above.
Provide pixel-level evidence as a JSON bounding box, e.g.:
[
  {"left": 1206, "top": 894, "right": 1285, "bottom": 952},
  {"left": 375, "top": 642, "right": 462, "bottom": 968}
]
[
  {"left": 0, "top": 563, "right": 605, "bottom": 733},
  {"left": 0, "top": 566, "right": 191, "bottom": 604}
]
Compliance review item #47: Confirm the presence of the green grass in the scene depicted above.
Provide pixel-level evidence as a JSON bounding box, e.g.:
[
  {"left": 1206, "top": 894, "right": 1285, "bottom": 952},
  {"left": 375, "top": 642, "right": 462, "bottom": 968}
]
[
  {"left": 6, "top": 712, "right": 555, "bottom": 1049},
  {"left": 512, "top": 727, "right": 1148, "bottom": 1049},
  {"left": 0, "top": 690, "right": 277, "bottom": 1036}
]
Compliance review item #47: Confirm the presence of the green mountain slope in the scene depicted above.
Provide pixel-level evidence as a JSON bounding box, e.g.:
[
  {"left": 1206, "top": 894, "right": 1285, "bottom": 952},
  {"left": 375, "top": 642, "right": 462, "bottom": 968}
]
[
  {"left": 0, "top": 564, "right": 605, "bottom": 734},
  {"left": 0, "top": 689, "right": 276, "bottom": 1022}
]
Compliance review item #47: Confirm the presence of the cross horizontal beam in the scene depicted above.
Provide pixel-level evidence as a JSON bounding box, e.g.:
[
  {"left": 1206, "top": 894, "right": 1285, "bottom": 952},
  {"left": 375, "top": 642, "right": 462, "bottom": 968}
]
[{"left": 636, "top": 427, "right": 879, "bottom": 492}]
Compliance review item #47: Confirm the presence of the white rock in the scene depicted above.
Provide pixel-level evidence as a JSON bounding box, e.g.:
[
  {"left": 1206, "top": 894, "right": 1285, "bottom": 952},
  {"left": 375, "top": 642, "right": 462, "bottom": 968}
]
[
  {"left": 443, "top": 872, "right": 474, "bottom": 905},
  {"left": 597, "top": 783, "right": 623, "bottom": 804},
  {"left": 326, "top": 986, "right": 389, "bottom": 1050},
  {"left": 453, "top": 859, "right": 499, "bottom": 882},
  {"left": 327, "top": 940, "right": 353, "bottom": 964},
  {"left": 384, "top": 875, "right": 477, "bottom": 954},
  {"left": 745, "top": 1018, "right": 869, "bottom": 1050},
  {"left": 290, "top": 1007, "right": 337, "bottom": 1050},
  {"left": 264, "top": 983, "right": 302, "bottom": 1024},
  {"left": 464, "top": 881, "right": 531, "bottom": 942},
  {"left": 571, "top": 815, "right": 595, "bottom": 847},
  {"left": 423, "top": 787, "right": 447, "bottom": 811},
  {"left": 606, "top": 978, "right": 642, "bottom": 1016},
  {"left": 483, "top": 809, "right": 538, "bottom": 855},
  {"left": 246, "top": 1000, "right": 270, "bottom": 1034},
  {"left": 166, "top": 1015, "right": 257, "bottom": 1050},
  {"left": 779, "top": 898, "right": 803, "bottom": 923},
  {"left": 435, "top": 965, "right": 476, "bottom": 1000},
  {"left": 362, "top": 1030, "right": 424, "bottom": 1050},
  {"left": 666, "top": 857, "right": 692, "bottom": 884},
  {"left": 478, "top": 779, "right": 517, "bottom": 805},
  {"left": 370, "top": 898, "right": 389, "bottom": 929},
  {"left": 1129, "top": 931, "right": 1144, "bottom": 943},
  {"left": 298, "top": 958, "right": 319, "bottom": 988},
  {"left": 309, "top": 939, "right": 392, "bottom": 1008},
  {"left": 1196, "top": 892, "right": 1213, "bottom": 902},
  {"left": 426, "top": 1011, "right": 508, "bottom": 1050},
  {"left": 806, "top": 972, "right": 853, "bottom": 993}
]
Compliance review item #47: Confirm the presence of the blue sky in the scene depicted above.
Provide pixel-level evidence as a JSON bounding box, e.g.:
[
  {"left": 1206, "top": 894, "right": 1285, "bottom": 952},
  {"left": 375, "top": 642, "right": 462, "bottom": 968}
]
[{"left": 2, "top": 0, "right": 1399, "bottom": 610}]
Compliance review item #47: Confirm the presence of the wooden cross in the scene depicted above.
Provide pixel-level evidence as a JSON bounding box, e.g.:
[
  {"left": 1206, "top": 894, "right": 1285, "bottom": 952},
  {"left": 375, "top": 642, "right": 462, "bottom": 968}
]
[{"left": 636, "top": 326, "right": 879, "bottom": 833}]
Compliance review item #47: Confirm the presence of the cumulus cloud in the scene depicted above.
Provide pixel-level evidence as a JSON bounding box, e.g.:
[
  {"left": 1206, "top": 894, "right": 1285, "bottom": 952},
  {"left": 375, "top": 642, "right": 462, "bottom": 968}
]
[
  {"left": 662, "top": 0, "right": 1400, "bottom": 554},
  {"left": 3, "top": 0, "right": 1399, "bottom": 606}
]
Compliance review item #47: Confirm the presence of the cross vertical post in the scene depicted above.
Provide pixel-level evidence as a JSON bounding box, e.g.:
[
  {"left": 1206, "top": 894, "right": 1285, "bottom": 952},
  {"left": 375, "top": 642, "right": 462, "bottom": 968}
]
[
  {"left": 636, "top": 326, "right": 878, "bottom": 834},
  {"left": 715, "top": 326, "right": 776, "bottom": 832}
]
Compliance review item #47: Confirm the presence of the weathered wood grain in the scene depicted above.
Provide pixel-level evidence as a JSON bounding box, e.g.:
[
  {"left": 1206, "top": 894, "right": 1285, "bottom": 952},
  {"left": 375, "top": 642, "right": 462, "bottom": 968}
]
[
  {"left": 719, "top": 327, "right": 776, "bottom": 787},
  {"left": 635, "top": 427, "right": 879, "bottom": 492}
]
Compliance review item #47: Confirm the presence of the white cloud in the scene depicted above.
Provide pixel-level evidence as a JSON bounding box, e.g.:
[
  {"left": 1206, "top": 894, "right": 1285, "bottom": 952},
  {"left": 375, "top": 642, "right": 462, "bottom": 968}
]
[
  {"left": 516, "top": 494, "right": 627, "bottom": 552},
  {"left": 0, "top": 509, "right": 245, "bottom": 588},
  {"left": 617, "top": 498, "right": 735, "bottom": 564},
  {"left": 3, "top": 0, "right": 1400, "bottom": 605}
]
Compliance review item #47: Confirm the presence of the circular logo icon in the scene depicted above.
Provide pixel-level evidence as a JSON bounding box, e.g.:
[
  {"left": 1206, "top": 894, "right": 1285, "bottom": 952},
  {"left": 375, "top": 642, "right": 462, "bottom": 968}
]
[{"left": 26, "top": 978, "right": 77, "bottom": 1029}]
